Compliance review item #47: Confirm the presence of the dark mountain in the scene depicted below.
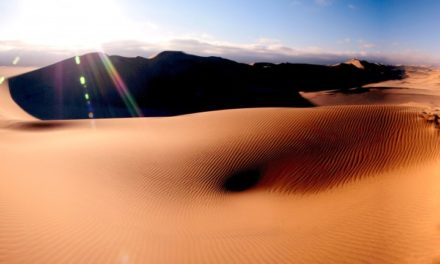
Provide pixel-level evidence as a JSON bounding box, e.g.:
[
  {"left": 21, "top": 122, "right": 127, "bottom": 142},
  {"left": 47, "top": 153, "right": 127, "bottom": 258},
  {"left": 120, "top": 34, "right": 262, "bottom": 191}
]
[{"left": 8, "top": 51, "right": 404, "bottom": 120}]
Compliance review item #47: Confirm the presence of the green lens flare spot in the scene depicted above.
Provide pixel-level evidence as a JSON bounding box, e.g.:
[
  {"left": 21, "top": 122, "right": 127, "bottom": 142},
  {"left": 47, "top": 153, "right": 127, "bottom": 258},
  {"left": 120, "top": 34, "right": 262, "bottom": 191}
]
[
  {"left": 75, "top": 56, "right": 81, "bottom": 65},
  {"left": 0, "top": 76, "right": 4, "bottom": 85},
  {"left": 80, "top": 76, "right": 86, "bottom": 85},
  {"left": 84, "top": 93, "right": 90, "bottom": 100}
]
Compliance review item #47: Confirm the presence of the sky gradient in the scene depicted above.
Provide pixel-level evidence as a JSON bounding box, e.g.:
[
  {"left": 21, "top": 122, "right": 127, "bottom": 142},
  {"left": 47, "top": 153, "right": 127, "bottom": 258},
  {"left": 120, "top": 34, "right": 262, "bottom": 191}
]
[{"left": 0, "top": 0, "right": 439, "bottom": 66}]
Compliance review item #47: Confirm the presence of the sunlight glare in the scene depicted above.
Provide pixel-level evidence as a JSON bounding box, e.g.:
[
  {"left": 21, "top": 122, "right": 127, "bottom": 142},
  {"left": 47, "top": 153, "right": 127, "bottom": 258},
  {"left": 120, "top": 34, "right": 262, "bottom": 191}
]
[{"left": 14, "top": 0, "right": 139, "bottom": 49}]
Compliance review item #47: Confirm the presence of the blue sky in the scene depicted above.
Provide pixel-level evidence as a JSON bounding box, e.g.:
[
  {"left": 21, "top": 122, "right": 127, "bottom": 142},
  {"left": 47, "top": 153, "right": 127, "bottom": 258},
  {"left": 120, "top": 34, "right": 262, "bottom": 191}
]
[
  {"left": 0, "top": 0, "right": 439, "bottom": 66},
  {"left": 123, "top": 0, "right": 381, "bottom": 47}
]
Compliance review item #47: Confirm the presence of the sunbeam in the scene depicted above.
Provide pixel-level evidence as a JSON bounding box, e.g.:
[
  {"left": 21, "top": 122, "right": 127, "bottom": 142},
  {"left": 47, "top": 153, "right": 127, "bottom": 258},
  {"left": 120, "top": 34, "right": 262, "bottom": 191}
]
[{"left": 98, "top": 54, "right": 143, "bottom": 117}]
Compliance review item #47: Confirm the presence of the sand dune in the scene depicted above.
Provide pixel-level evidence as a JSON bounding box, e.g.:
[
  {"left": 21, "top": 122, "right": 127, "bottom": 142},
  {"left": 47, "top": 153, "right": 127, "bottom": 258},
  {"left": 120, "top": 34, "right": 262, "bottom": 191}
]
[
  {"left": 303, "top": 66, "right": 440, "bottom": 108},
  {"left": 343, "top": 58, "right": 366, "bottom": 69},
  {"left": 0, "top": 82, "right": 35, "bottom": 121},
  {"left": 7, "top": 52, "right": 404, "bottom": 120},
  {"left": 365, "top": 66, "right": 440, "bottom": 90},
  {"left": 2, "top": 79, "right": 440, "bottom": 263},
  {"left": 0, "top": 67, "right": 37, "bottom": 121}
]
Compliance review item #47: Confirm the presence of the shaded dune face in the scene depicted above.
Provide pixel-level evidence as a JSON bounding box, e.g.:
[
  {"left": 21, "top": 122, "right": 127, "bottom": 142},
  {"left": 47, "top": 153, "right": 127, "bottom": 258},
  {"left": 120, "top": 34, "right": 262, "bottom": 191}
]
[
  {"left": 168, "top": 105, "right": 440, "bottom": 195},
  {"left": 1, "top": 106, "right": 440, "bottom": 263},
  {"left": 258, "top": 106, "right": 440, "bottom": 193}
]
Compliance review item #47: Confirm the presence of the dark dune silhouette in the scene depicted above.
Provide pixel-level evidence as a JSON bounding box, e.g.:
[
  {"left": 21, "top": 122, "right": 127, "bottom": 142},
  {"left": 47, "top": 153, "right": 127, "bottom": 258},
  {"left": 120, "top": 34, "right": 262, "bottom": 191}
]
[{"left": 8, "top": 51, "right": 404, "bottom": 119}]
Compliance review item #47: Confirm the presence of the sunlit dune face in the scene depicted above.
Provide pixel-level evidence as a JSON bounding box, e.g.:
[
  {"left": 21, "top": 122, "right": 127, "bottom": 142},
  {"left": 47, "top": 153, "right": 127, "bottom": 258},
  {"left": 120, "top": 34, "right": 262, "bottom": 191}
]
[{"left": 12, "top": 0, "right": 138, "bottom": 49}]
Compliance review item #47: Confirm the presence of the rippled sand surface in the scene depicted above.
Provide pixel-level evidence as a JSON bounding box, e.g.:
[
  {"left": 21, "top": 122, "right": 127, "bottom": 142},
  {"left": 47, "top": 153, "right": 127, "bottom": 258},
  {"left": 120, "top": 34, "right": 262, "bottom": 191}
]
[{"left": 1, "top": 67, "right": 440, "bottom": 263}]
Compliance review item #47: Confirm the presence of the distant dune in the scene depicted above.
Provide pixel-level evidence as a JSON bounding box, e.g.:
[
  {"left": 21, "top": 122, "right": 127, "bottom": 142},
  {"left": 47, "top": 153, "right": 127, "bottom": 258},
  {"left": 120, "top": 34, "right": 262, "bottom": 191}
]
[
  {"left": 303, "top": 65, "right": 440, "bottom": 107},
  {"left": 7, "top": 52, "right": 403, "bottom": 119},
  {"left": 1, "top": 59, "right": 440, "bottom": 263},
  {"left": 365, "top": 66, "right": 440, "bottom": 90}
]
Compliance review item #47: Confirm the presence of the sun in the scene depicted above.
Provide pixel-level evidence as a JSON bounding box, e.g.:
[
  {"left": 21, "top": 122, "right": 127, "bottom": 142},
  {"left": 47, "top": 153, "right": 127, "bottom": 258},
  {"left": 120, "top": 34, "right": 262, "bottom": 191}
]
[{"left": 12, "top": 0, "right": 138, "bottom": 49}]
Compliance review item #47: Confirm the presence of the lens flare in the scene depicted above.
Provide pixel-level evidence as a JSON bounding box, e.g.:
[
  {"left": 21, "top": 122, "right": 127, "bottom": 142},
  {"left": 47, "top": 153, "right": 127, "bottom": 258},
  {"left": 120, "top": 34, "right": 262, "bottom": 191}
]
[
  {"left": 0, "top": 76, "right": 5, "bottom": 85},
  {"left": 79, "top": 76, "right": 86, "bottom": 86},
  {"left": 76, "top": 61, "right": 95, "bottom": 119},
  {"left": 12, "top": 56, "right": 20, "bottom": 65},
  {"left": 98, "top": 54, "right": 143, "bottom": 117}
]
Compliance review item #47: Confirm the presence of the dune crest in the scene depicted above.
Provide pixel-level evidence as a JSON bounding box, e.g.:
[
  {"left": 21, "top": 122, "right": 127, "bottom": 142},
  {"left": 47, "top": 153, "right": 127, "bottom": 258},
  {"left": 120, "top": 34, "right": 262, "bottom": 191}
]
[{"left": 343, "top": 58, "right": 366, "bottom": 69}]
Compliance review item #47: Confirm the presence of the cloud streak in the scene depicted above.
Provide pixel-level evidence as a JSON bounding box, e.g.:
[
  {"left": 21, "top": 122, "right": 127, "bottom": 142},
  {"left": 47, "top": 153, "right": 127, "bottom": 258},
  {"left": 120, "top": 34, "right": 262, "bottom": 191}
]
[
  {"left": 348, "top": 4, "right": 357, "bottom": 10},
  {"left": 0, "top": 38, "right": 438, "bottom": 67}
]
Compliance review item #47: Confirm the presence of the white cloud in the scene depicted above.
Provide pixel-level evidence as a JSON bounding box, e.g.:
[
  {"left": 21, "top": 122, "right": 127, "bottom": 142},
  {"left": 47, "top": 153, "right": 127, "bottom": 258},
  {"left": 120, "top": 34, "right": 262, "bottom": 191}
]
[
  {"left": 338, "top": 38, "right": 351, "bottom": 44},
  {"left": 357, "top": 39, "right": 376, "bottom": 49},
  {"left": 144, "top": 22, "right": 159, "bottom": 31},
  {"left": 361, "top": 43, "right": 375, "bottom": 49},
  {"left": 348, "top": 4, "right": 357, "bottom": 10},
  {"left": 315, "top": 0, "right": 332, "bottom": 6}
]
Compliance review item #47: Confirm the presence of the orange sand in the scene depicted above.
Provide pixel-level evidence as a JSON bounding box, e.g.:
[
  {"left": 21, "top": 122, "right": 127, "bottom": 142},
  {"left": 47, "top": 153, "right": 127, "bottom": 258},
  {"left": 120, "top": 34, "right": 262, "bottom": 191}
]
[{"left": 1, "top": 67, "right": 440, "bottom": 263}]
